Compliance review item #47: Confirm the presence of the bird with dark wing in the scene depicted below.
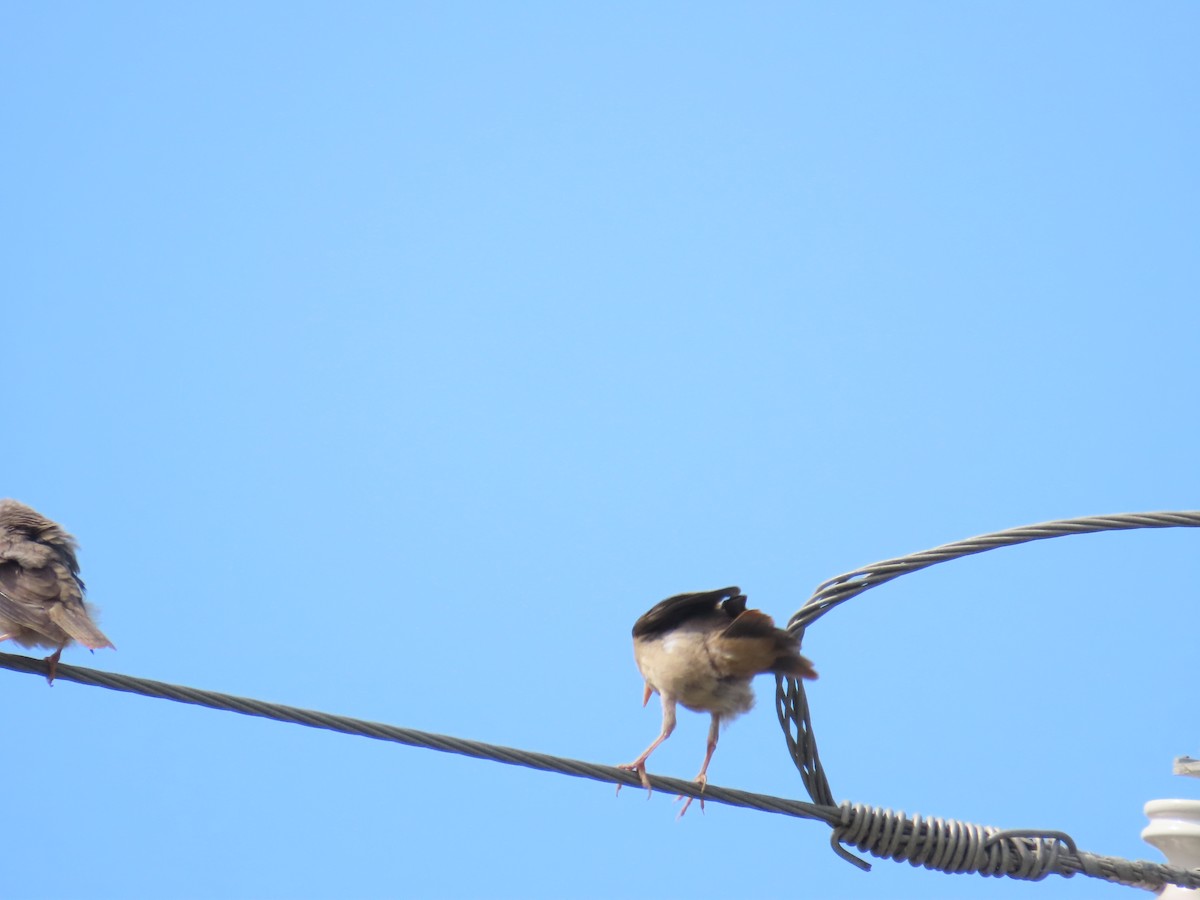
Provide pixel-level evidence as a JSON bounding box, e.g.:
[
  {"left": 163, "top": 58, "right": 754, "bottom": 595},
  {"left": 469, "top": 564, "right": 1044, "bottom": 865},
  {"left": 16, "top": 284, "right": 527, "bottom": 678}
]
[
  {"left": 0, "top": 500, "right": 114, "bottom": 683},
  {"left": 619, "top": 586, "right": 816, "bottom": 816}
]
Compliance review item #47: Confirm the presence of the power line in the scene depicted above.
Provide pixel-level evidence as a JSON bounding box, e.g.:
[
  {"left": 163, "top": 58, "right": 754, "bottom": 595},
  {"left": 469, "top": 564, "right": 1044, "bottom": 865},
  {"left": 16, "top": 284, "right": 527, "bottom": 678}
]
[
  {"left": 0, "top": 648, "right": 1196, "bottom": 892},
  {"left": 774, "top": 510, "right": 1200, "bottom": 889},
  {"left": 0, "top": 650, "right": 829, "bottom": 821},
  {"left": 788, "top": 511, "right": 1200, "bottom": 635},
  {"left": 4, "top": 510, "right": 1198, "bottom": 893}
]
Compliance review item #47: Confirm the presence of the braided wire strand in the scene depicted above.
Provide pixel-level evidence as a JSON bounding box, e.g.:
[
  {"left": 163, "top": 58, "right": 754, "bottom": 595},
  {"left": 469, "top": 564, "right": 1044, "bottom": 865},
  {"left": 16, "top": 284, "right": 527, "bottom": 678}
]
[
  {"left": 3, "top": 511, "right": 1198, "bottom": 891},
  {"left": 0, "top": 651, "right": 831, "bottom": 823},
  {"left": 833, "top": 805, "right": 1198, "bottom": 890},
  {"left": 776, "top": 510, "right": 1200, "bottom": 887},
  {"left": 3, "top": 653, "right": 1197, "bottom": 891},
  {"left": 787, "top": 512, "right": 1200, "bottom": 637}
]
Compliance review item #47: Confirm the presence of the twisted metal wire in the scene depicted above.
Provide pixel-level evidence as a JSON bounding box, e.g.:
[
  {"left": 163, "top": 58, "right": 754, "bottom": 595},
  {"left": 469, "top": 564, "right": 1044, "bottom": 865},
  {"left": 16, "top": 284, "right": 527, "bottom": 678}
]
[
  {"left": 775, "top": 510, "right": 1200, "bottom": 888},
  {"left": 832, "top": 805, "right": 1196, "bottom": 890},
  {"left": 4, "top": 652, "right": 1196, "bottom": 891},
  {"left": 787, "top": 512, "right": 1200, "bottom": 636},
  {"left": 3, "top": 510, "right": 1198, "bottom": 891},
  {"left": 0, "top": 650, "right": 829, "bottom": 823}
]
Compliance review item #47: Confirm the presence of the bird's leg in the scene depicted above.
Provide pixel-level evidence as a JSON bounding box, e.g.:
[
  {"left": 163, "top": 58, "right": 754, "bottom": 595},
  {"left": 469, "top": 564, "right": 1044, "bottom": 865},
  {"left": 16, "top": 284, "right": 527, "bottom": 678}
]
[
  {"left": 43, "top": 645, "right": 64, "bottom": 686},
  {"left": 617, "top": 694, "right": 677, "bottom": 797},
  {"left": 677, "top": 713, "right": 720, "bottom": 818},
  {"left": 696, "top": 713, "right": 721, "bottom": 787}
]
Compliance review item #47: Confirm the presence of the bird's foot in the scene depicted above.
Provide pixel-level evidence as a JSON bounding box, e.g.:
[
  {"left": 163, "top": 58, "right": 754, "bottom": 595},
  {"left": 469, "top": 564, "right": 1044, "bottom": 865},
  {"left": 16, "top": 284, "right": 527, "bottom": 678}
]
[
  {"left": 43, "top": 647, "right": 63, "bottom": 686},
  {"left": 616, "top": 761, "right": 653, "bottom": 798},
  {"left": 675, "top": 773, "right": 707, "bottom": 819}
]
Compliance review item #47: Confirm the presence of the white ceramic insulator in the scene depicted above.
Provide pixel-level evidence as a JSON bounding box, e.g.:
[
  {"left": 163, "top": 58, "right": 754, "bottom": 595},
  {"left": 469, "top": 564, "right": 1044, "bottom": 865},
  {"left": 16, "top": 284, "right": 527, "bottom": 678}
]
[{"left": 1143, "top": 799, "right": 1200, "bottom": 897}]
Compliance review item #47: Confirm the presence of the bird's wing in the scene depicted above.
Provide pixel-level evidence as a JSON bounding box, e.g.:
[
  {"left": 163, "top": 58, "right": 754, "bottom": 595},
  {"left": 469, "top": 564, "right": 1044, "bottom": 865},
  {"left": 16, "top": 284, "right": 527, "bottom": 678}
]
[
  {"left": 0, "top": 561, "right": 59, "bottom": 632},
  {"left": 632, "top": 586, "right": 742, "bottom": 638},
  {"left": 0, "top": 561, "right": 112, "bottom": 649}
]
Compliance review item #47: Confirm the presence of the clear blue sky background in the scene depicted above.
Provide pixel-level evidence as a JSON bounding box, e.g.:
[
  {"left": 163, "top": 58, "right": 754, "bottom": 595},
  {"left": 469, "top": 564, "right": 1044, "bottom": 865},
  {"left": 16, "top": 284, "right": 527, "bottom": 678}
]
[{"left": 3, "top": 4, "right": 1197, "bottom": 899}]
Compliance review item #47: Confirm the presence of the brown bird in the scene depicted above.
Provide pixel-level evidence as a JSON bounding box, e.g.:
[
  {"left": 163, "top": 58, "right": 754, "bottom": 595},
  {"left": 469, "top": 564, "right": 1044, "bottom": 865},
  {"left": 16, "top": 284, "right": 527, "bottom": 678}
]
[
  {"left": 0, "top": 500, "right": 114, "bottom": 683},
  {"left": 619, "top": 586, "right": 816, "bottom": 815}
]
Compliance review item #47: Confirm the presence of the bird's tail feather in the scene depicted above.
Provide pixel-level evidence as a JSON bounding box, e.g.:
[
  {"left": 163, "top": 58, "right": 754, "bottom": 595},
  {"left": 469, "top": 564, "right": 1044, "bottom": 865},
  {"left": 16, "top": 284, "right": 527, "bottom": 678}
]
[
  {"left": 48, "top": 604, "right": 115, "bottom": 650},
  {"left": 772, "top": 647, "right": 818, "bottom": 680}
]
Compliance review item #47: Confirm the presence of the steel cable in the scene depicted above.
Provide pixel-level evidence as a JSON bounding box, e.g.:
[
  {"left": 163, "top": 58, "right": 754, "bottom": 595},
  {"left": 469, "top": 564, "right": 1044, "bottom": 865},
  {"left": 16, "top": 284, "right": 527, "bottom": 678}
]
[{"left": 775, "top": 510, "right": 1200, "bottom": 889}]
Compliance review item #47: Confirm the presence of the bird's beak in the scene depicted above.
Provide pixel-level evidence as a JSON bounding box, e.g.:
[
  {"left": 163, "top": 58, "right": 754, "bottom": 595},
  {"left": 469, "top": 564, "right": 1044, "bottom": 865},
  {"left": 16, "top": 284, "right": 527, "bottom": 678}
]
[{"left": 642, "top": 681, "right": 654, "bottom": 707}]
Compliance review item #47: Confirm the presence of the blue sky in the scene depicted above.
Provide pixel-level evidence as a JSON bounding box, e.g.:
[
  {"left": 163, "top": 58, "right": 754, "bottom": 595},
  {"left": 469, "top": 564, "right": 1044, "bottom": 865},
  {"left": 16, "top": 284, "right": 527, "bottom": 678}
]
[{"left": 3, "top": 3, "right": 1197, "bottom": 898}]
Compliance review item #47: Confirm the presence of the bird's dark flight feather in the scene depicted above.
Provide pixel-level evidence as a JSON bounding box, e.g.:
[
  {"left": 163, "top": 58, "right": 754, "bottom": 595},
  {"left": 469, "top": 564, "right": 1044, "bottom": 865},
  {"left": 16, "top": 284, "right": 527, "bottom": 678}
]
[{"left": 631, "top": 586, "right": 743, "bottom": 638}]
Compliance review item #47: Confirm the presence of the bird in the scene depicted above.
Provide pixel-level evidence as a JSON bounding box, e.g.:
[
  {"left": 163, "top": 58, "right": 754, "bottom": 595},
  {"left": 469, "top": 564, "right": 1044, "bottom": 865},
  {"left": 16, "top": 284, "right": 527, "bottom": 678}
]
[
  {"left": 0, "top": 499, "right": 114, "bottom": 683},
  {"left": 619, "top": 586, "right": 816, "bottom": 816}
]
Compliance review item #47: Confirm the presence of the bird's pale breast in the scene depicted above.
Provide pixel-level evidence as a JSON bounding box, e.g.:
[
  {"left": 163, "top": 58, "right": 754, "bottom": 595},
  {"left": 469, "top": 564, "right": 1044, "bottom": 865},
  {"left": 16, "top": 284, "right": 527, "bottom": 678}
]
[{"left": 634, "top": 628, "right": 756, "bottom": 718}]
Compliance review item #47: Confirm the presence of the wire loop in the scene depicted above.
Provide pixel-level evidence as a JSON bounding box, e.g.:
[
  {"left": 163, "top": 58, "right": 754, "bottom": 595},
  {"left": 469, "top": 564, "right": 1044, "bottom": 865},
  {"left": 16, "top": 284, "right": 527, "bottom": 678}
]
[
  {"left": 3, "top": 512, "right": 1198, "bottom": 891},
  {"left": 777, "top": 510, "right": 1200, "bottom": 889}
]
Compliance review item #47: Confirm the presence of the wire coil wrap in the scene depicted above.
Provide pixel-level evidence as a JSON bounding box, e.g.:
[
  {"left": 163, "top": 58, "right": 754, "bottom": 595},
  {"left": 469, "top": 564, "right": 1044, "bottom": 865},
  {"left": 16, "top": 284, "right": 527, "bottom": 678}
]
[
  {"left": 2, "top": 511, "right": 1197, "bottom": 891},
  {"left": 776, "top": 510, "right": 1200, "bottom": 887}
]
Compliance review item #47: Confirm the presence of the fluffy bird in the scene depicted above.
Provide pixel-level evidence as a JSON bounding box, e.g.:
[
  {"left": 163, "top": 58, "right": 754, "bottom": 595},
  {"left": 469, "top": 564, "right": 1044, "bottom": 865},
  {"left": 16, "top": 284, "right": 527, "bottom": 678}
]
[
  {"left": 0, "top": 499, "right": 114, "bottom": 682},
  {"left": 619, "top": 586, "right": 816, "bottom": 815}
]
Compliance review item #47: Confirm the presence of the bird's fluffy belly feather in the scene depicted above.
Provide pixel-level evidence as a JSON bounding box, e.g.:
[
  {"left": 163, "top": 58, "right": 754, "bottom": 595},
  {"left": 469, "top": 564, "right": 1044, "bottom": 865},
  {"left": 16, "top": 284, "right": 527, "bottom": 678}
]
[
  {"left": 0, "top": 617, "right": 65, "bottom": 651},
  {"left": 634, "top": 631, "right": 757, "bottom": 718}
]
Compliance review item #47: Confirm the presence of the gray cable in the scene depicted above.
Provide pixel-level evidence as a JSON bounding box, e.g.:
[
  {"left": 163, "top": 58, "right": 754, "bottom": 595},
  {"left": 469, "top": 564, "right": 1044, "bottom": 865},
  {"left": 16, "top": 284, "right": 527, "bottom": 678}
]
[
  {"left": 0, "top": 650, "right": 829, "bottom": 822},
  {"left": 1, "top": 649, "right": 1197, "bottom": 891},
  {"left": 775, "top": 510, "right": 1200, "bottom": 888},
  {"left": 787, "top": 512, "right": 1200, "bottom": 635}
]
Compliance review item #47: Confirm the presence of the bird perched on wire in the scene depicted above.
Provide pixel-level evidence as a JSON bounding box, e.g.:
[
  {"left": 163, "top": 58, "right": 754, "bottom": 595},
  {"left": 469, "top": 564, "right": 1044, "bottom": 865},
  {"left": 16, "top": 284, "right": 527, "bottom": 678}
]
[
  {"left": 0, "top": 500, "right": 114, "bottom": 683},
  {"left": 619, "top": 586, "right": 816, "bottom": 816}
]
